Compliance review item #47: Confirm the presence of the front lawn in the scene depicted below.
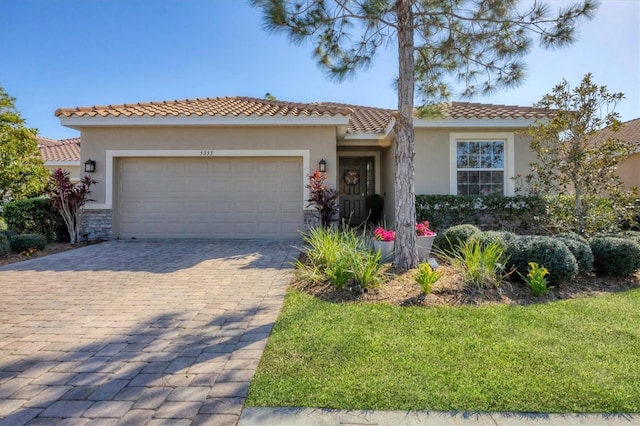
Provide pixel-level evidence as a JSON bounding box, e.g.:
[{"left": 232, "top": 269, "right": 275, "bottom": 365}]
[{"left": 247, "top": 288, "right": 640, "bottom": 413}]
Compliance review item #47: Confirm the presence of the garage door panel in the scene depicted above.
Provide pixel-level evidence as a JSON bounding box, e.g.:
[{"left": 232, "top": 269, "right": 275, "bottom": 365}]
[{"left": 118, "top": 157, "right": 303, "bottom": 239}]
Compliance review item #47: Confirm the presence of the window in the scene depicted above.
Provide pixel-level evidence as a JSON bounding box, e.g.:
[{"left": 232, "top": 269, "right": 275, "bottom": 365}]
[
  {"left": 449, "top": 133, "right": 514, "bottom": 196},
  {"left": 456, "top": 141, "right": 504, "bottom": 195}
]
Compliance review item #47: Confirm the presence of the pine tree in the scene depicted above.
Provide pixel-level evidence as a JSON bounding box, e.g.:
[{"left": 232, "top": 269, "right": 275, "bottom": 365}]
[{"left": 252, "top": 0, "right": 597, "bottom": 269}]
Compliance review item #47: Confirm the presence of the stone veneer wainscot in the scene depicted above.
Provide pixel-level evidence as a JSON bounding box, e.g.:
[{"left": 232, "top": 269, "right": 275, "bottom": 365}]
[{"left": 80, "top": 209, "right": 112, "bottom": 241}]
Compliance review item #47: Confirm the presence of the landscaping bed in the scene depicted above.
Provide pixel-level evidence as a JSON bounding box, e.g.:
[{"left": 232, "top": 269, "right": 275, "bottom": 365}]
[
  {"left": 291, "top": 261, "right": 640, "bottom": 307},
  {"left": 0, "top": 241, "right": 98, "bottom": 267}
]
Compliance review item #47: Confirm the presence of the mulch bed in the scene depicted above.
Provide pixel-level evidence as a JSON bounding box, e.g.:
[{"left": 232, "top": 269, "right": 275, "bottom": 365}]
[
  {"left": 0, "top": 241, "right": 100, "bottom": 267},
  {"left": 291, "top": 261, "right": 640, "bottom": 307}
]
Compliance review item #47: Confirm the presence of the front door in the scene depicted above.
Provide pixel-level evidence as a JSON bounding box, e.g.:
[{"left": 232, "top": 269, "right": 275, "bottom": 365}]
[{"left": 339, "top": 157, "right": 375, "bottom": 226}]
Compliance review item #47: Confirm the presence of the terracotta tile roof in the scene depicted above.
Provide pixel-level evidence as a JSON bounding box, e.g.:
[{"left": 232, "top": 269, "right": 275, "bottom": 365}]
[
  {"left": 55, "top": 96, "right": 354, "bottom": 119},
  {"left": 442, "top": 102, "right": 552, "bottom": 120},
  {"left": 592, "top": 117, "right": 640, "bottom": 148},
  {"left": 37, "top": 137, "right": 81, "bottom": 162},
  {"left": 56, "top": 97, "right": 555, "bottom": 135}
]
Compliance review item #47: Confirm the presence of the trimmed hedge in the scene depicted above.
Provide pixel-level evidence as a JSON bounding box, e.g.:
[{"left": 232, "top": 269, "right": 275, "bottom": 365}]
[
  {"left": 469, "top": 230, "right": 517, "bottom": 249},
  {"left": 0, "top": 234, "right": 9, "bottom": 256},
  {"left": 0, "top": 229, "right": 16, "bottom": 242},
  {"left": 434, "top": 224, "right": 481, "bottom": 255},
  {"left": 589, "top": 237, "right": 640, "bottom": 277},
  {"left": 506, "top": 236, "right": 579, "bottom": 285},
  {"left": 9, "top": 234, "right": 47, "bottom": 252},
  {"left": 2, "top": 198, "right": 63, "bottom": 241},
  {"left": 554, "top": 235, "right": 594, "bottom": 276},
  {"left": 416, "top": 194, "right": 546, "bottom": 234}
]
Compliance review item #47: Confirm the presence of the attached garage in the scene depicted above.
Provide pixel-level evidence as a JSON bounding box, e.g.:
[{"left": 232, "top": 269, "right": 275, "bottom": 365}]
[{"left": 116, "top": 156, "right": 303, "bottom": 239}]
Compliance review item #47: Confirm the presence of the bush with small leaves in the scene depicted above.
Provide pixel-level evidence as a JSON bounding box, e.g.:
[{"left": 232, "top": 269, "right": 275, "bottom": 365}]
[
  {"left": 9, "top": 234, "right": 47, "bottom": 252},
  {"left": 434, "top": 224, "right": 481, "bottom": 256},
  {"left": 469, "top": 231, "right": 517, "bottom": 249},
  {"left": 0, "top": 234, "right": 9, "bottom": 256},
  {"left": 589, "top": 236, "right": 640, "bottom": 276},
  {"left": 554, "top": 235, "right": 594, "bottom": 275},
  {"left": 0, "top": 229, "right": 16, "bottom": 242},
  {"left": 506, "top": 236, "right": 578, "bottom": 285}
]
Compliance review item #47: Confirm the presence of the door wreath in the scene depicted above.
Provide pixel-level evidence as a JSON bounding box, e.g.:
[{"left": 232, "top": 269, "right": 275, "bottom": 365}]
[{"left": 344, "top": 170, "right": 360, "bottom": 186}]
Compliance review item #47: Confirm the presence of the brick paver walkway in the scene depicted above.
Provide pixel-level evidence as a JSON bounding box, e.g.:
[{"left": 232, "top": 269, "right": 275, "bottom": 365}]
[{"left": 0, "top": 240, "right": 297, "bottom": 426}]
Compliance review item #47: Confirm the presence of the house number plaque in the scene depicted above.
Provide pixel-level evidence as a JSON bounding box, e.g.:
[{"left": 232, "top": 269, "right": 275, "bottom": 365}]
[{"left": 200, "top": 150, "right": 216, "bottom": 156}]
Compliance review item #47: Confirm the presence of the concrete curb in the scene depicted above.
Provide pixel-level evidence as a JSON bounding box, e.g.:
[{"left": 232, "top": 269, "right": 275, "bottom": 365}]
[{"left": 238, "top": 407, "right": 640, "bottom": 425}]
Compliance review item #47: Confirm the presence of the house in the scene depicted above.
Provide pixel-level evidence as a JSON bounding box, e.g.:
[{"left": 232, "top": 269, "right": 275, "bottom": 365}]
[
  {"left": 55, "top": 97, "right": 553, "bottom": 240},
  {"left": 599, "top": 118, "right": 640, "bottom": 190},
  {"left": 37, "top": 136, "right": 81, "bottom": 181}
]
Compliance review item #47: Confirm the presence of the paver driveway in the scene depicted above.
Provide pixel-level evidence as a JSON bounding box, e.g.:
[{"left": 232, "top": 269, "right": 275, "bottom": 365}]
[{"left": 0, "top": 240, "right": 298, "bottom": 426}]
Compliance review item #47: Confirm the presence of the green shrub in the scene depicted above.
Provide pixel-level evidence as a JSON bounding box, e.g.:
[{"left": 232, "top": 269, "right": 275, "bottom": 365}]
[
  {"left": 589, "top": 237, "right": 640, "bottom": 277},
  {"left": 9, "top": 234, "right": 47, "bottom": 252},
  {"left": 0, "top": 216, "right": 7, "bottom": 231},
  {"left": 435, "top": 224, "right": 481, "bottom": 256},
  {"left": 298, "top": 226, "right": 385, "bottom": 290},
  {"left": 0, "top": 229, "right": 16, "bottom": 242},
  {"left": 469, "top": 231, "right": 517, "bottom": 249},
  {"left": 444, "top": 239, "right": 510, "bottom": 293},
  {"left": 415, "top": 194, "right": 546, "bottom": 233},
  {"left": 0, "top": 234, "right": 9, "bottom": 256},
  {"left": 554, "top": 235, "right": 594, "bottom": 275},
  {"left": 415, "top": 262, "right": 442, "bottom": 294},
  {"left": 519, "top": 262, "right": 553, "bottom": 297},
  {"left": 506, "top": 236, "right": 578, "bottom": 285},
  {"left": 2, "top": 198, "right": 63, "bottom": 241}
]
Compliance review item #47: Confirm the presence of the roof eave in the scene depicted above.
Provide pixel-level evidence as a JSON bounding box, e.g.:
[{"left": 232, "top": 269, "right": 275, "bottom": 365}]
[
  {"left": 58, "top": 114, "right": 350, "bottom": 129},
  {"left": 414, "top": 118, "right": 545, "bottom": 128}
]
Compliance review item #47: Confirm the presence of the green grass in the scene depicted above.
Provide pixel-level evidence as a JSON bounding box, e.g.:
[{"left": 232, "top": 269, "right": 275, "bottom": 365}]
[{"left": 247, "top": 289, "right": 640, "bottom": 413}]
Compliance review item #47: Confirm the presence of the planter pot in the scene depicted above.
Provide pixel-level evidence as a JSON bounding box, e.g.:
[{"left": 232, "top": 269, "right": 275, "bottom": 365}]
[
  {"left": 416, "top": 234, "right": 436, "bottom": 261},
  {"left": 372, "top": 240, "right": 394, "bottom": 262}
]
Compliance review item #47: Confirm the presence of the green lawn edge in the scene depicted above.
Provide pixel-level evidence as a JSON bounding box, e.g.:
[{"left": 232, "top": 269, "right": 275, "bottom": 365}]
[{"left": 246, "top": 288, "right": 640, "bottom": 413}]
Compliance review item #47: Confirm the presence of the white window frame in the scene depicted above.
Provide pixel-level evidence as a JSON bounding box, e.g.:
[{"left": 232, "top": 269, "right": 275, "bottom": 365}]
[{"left": 449, "top": 132, "right": 515, "bottom": 196}]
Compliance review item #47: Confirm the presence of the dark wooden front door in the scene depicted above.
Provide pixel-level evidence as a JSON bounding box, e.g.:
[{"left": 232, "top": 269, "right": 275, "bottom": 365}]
[{"left": 339, "top": 157, "right": 375, "bottom": 226}]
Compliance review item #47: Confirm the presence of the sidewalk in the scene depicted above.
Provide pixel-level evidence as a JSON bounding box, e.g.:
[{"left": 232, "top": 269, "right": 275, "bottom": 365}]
[{"left": 239, "top": 407, "right": 640, "bottom": 425}]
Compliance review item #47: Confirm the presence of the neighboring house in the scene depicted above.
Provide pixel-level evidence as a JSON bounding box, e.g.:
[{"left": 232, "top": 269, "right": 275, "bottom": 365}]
[
  {"left": 599, "top": 118, "right": 640, "bottom": 190},
  {"left": 55, "top": 97, "right": 552, "bottom": 240},
  {"left": 37, "top": 136, "right": 81, "bottom": 181}
]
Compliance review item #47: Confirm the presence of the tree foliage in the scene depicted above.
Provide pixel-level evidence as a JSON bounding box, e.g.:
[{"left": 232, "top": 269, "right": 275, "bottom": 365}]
[
  {"left": 252, "top": 0, "right": 596, "bottom": 269},
  {"left": 522, "top": 73, "right": 634, "bottom": 235},
  {"left": 0, "top": 86, "right": 49, "bottom": 202},
  {"left": 47, "top": 168, "right": 97, "bottom": 244}
]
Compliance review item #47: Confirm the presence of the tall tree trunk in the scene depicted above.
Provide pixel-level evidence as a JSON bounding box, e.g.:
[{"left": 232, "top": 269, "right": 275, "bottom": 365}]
[{"left": 394, "top": 0, "right": 418, "bottom": 270}]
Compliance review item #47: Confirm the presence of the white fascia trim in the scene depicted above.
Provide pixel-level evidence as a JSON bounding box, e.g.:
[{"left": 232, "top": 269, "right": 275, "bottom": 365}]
[
  {"left": 344, "top": 132, "right": 386, "bottom": 140},
  {"left": 416, "top": 118, "right": 537, "bottom": 128},
  {"left": 45, "top": 160, "right": 80, "bottom": 166},
  {"left": 449, "top": 132, "right": 515, "bottom": 196},
  {"left": 104, "top": 149, "right": 310, "bottom": 209},
  {"left": 59, "top": 115, "right": 350, "bottom": 128}
]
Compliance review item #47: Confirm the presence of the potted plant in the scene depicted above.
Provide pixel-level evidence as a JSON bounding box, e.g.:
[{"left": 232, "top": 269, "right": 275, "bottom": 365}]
[
  {"left": 372, "top": 226, "right": 395, "bottom": 262},
  {"left": 416, "top": 220, "right": 437, "bottom": 261}
]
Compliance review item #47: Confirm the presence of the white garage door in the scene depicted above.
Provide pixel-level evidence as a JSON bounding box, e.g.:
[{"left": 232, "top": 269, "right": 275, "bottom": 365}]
[{"left": 117, "top": 157, "right": 303, "bottom": 239}]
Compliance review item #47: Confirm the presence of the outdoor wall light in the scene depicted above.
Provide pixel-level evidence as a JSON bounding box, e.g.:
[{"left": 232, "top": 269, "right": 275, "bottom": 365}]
[
  {"left": 318, "top": 158, "right": 327, "bottom": 172},
  {"left": 84, "top": 159, "right": 96, "bottom": 173}
]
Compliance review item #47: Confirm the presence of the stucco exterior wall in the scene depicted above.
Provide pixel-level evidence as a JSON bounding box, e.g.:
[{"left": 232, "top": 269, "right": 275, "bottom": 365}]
[
  {"left": 413, "top": 127, "right": 536, "bottom": 196},
  {"left": 618, "top": 153, "right": 640, "bottom": 190},
  {"left": 80, "top": 126, "right": 338, "bottom": 206},
  {"left": 45, "top": 165, "right": 80, "bottom": 182}
]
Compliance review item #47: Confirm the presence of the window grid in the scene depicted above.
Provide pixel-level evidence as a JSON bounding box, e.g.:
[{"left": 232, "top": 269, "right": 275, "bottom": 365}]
[{"left": 456, "top": 140, "right": 505, "bottom": 196}]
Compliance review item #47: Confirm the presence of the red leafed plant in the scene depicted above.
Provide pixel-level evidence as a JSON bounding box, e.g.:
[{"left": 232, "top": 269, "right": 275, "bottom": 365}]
[
  {"left": 307, "top": 169, "right": 339, "bottom": 229},
  {"left": 47, "top": 168, "right": 97, "bottom": 244}
]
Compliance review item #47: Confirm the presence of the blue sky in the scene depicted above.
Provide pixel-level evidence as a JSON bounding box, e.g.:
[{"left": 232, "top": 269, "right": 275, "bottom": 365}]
[{"left": 1, "top": 0, "right": 638, "bottom": 140}]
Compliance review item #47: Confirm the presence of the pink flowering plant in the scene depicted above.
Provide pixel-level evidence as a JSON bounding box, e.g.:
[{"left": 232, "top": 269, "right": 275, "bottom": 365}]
[
  {"left": 416, "top": 220, "right": 436, "bottom": 237},
  {"left": 373, "top": 227, "right": 395, "bottom": 242}
]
